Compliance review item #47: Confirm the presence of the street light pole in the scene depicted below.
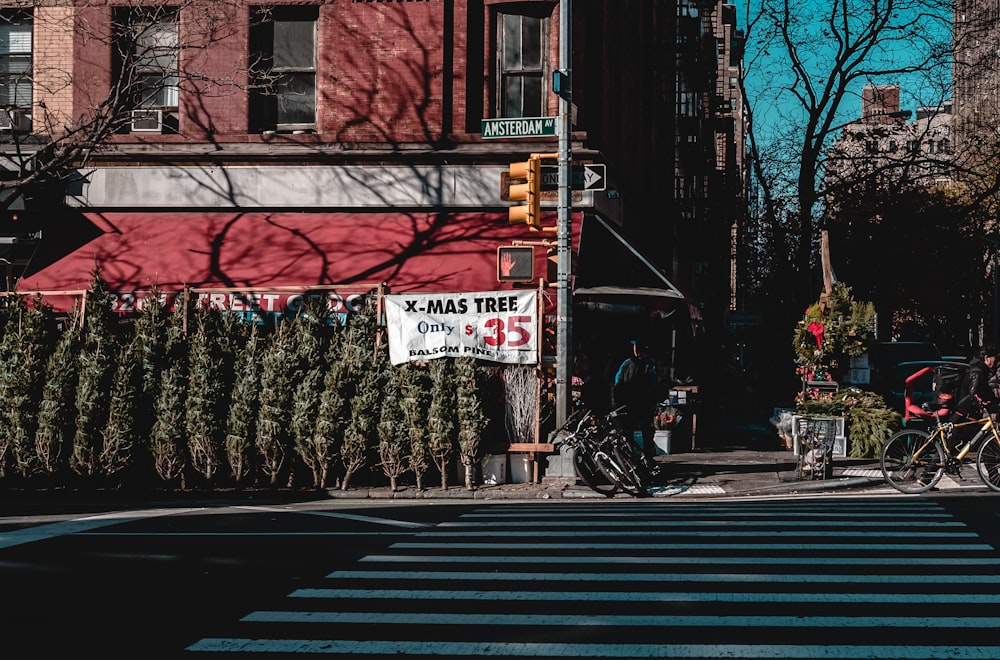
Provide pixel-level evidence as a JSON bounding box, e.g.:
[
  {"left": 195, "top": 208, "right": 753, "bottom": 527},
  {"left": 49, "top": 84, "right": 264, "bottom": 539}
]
[{"left": 555, "top": 0, "right": 572, "bottom": 427}]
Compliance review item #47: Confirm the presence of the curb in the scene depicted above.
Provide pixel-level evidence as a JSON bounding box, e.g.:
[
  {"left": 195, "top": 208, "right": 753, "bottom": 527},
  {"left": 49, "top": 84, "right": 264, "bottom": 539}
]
[{"left": 324, "top": 484, "right": 571, "bottom": 500}]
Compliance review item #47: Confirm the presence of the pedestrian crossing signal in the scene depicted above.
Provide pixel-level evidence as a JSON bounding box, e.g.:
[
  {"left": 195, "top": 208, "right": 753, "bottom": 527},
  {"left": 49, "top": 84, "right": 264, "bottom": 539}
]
[{"left": 497, "top": 246, "right": 534, "bottom": 282}]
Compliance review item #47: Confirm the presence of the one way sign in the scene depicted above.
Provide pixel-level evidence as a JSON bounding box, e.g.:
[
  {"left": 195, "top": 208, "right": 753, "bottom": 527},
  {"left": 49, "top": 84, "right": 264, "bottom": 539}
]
[{"left": 540, "top": 164, "right": 607, "bottom": 191}]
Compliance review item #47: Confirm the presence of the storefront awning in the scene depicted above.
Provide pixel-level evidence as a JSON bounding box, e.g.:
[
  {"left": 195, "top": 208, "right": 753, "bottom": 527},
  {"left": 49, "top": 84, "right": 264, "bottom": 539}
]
[
  {"left": 17, "top": 211, "right": 583, "bottom": 311},
  {"left": 574, "top": 215, "right": 686, "bottom": 302}
]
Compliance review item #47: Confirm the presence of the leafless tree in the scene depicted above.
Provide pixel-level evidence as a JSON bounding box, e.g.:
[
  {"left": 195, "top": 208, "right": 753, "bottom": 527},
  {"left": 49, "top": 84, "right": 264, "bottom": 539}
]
[
  {"left": 741, "top": 0, "right": 952, "bottom": 306},
  {"left": 0, "top": 1, "right": 247, "bottom": 209}
]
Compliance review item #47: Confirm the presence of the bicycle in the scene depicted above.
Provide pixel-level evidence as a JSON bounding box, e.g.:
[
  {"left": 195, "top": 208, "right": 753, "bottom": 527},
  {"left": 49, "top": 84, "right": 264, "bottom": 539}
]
[
  {"left": 553, "top": 407, "right": 657, "bottom": 497},
  {"left": 880, "top": 403, "right": 1000, "bottom": 493}
]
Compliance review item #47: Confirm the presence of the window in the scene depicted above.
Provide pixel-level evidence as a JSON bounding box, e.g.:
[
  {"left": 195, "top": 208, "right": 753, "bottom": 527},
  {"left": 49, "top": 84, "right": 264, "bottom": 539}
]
[
  {"left": 0, "top": 10, "right": 32, "bottom": 129},
  {"left": 250, "top": 6, "right": 317, "bottom": 132},
  {"left": 114, "top": 8, "right": 178, "bottom": 132},
  {"left": 497, "top": 10, "right": 546, "bottom": 118},
  {"left": 676, "top": 91, "right": 697, "bottom": 117}
]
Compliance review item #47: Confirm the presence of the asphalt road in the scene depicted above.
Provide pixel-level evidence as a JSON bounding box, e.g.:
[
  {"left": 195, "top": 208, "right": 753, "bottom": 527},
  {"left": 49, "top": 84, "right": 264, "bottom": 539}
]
[{"left": 2, "top": 495, "right": 1000, "bottom": 658}]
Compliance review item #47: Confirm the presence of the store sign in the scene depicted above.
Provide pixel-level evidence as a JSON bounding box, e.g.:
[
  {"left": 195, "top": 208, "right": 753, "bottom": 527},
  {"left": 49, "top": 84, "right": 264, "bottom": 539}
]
[
  {"left": 109, "top": 289, "right": 371, "bottom": 323},
  {"left": 384, "top": 290, "right": 538, "bottom": 366}
]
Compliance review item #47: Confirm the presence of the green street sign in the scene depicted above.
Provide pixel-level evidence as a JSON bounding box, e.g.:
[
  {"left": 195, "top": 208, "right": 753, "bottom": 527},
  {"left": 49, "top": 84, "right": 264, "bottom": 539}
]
[{"left": 481, "top": 116, "right": 557, "bottom": 139}]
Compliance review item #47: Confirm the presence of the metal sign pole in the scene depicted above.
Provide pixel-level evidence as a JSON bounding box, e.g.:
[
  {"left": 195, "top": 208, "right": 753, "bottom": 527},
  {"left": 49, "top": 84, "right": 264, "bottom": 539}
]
[{"left": 556, "top": 0, "right": 572, "bottom": 427}]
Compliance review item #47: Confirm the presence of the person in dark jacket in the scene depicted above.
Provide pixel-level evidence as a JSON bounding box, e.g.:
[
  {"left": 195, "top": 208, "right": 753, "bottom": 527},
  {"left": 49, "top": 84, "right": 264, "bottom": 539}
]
[
  {"left": 612, "top": 340, "right": 658, "bottom": 459},
  {"left": 952, "top": 345, "right": 999, "bottom": 448}
]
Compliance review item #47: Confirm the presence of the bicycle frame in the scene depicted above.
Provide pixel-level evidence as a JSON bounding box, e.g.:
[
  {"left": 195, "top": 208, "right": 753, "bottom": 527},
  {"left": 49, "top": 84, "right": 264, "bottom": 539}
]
[
  {"left": 937, "top": 415, "right": 1000, "bottom": 460},
  {"left": 881, "top": 412, "right": 1000, "bottom": 493}
]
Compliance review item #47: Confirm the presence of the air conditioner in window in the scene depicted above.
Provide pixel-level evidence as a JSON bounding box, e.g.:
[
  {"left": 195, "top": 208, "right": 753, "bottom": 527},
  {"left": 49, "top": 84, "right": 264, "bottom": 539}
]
[
  {"left": 0, "top": 110, "right": 31, "bottom": 133},
  {"left": 131, "top": 109, "right": 163, "bottom": 133}
]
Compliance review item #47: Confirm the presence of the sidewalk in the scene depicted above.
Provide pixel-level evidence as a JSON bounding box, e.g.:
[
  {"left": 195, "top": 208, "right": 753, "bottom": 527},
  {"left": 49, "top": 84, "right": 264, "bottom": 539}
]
[
  {"left": 0, "top": 409, "right": 892, "bottom": 507},
  {"left": 322, "top": 448, "right": 886, "bottom": 500},
  {"left": 324, "top": 410, "right": 889, "bottom": 501}
]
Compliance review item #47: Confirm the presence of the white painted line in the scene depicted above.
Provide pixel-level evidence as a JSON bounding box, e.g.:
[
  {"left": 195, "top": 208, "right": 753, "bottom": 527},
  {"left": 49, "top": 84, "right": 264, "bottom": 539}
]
[
  {"left": 389, "top": 541, "right": 992, "bottom": 551},
  {"left": 936, "top": 474, "right": 985, "bottom": 490},
  {"left": 75, "top": 531, "right": 415, "bottom": 537},
  {"left": 414, "top": 529, "right": 976, "bottom": 538},
  {"left": 325, "top": 570, "right": 1000, "bottom": 584},
  {"left": 840, "top": 469, "right": 884, "bottom": 478},
  {"left": 438, "top": 519, "right": 966, "bottom": 528},
  {"left": 652, "top": 484, "right": 727, "bottom": 495},
  {"left": 0, "top": 508, "right": 203, "bottom": 550},
  {"left": 232, "top": 505, "right": 430, "bottom": 528},
  {"left": 185, "top": 638, "right": 1000, "bottom": 657},
  {"left": 296, "top": 510, "right": 431, "bottom": 528},
  {"left": 361, "top": 554, "right": 1000, "bottom": 566},
  {"left": 466, "top": 500, "right": 945, "bottom": 509},
  {"left": 457, "top": 510, "right": 950, "bottom": 518},
  {"left": 241, "top": 610, "right": 1000, "bottom": 628},
  {"left": 289, "top": 588, "right": 1000, "bottom": 604}
]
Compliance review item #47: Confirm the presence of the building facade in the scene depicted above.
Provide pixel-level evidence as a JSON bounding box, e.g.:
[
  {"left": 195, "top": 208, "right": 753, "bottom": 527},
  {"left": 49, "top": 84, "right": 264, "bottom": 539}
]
[{"left": 0, "top": 0, "right": 744, "bottom": 389}]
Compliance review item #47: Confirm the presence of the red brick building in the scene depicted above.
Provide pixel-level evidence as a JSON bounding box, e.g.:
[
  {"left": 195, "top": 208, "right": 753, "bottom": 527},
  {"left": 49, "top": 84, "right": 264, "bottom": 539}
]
[{"left": 2, "top": 0, "right": 743, "bottom": 386}]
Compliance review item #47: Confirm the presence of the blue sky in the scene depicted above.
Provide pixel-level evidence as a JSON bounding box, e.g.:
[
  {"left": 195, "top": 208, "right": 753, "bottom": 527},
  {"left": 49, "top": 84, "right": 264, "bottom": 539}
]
[{"left": 737, "top": 0, "right": 953, "bottom": 145}]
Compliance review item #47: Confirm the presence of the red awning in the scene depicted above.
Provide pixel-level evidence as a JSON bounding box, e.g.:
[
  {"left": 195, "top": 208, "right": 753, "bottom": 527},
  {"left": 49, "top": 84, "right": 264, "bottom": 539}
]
[{"left": 19, "top": 211, "right": 581, "bottom": 312}]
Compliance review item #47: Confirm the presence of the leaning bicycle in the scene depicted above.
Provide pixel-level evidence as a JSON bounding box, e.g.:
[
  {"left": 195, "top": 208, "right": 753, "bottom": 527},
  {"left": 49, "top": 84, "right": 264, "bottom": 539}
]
[
  {"left": 880, "top": 404, "right": 1000, "bottom": 493},
  {"left": 554, "top": 407, "right": 658, "bottom": 497}
]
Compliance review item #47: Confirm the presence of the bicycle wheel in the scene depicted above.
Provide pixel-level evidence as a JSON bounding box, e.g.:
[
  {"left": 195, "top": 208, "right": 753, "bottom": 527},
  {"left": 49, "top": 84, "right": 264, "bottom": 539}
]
[
  {"left": 610, "top": 435, "right": 655, "bottom": 493},
  {"left": 593, "top": 446, "right": 646, "bottom": 497},
  {"left": 976, "top": 435, "right": 1000, "bottom": 492},
  {"left": 881, "top": 429, "right": 945, "bottom": 493},
  {"left": 573, "top": 445, "right": 621, "bottom": 497}
]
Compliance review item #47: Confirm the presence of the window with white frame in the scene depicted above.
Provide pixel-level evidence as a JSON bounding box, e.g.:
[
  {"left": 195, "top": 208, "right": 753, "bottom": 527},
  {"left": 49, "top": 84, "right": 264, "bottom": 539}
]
[
  {"left": 497, "top": 9, "right": 547, "bottom": 118},
  {"left": 114, "top": 8, "right": 178, "bottom": 132},
  {"left": 0, "top": 11, "right": 32, "bottom": 124},
  {"left": 117, "top": 9, "right": 178, "bottom": 107},
  {"left": 250, "top": 6, "right": 317, "bottom": 132}
]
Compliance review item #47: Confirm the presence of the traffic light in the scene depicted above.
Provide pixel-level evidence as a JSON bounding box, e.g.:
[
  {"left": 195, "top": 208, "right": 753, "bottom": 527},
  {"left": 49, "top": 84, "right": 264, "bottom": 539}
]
[
  {"left": 497, "top": 246, "right": 534, "bottom": 282},
  {"left": 507, "top": 152, "right": 557, "bottom": 231},
  {"left": 508, "top": 155, "right": 541, "bottom": 228}
]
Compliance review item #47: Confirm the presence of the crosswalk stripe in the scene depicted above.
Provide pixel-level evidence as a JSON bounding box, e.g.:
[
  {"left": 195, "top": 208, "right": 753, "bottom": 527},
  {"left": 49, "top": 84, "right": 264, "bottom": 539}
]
[
  {"left": 414, "top": 529, "right": 977, "bottom": 537},
  {"left": 289, "top": 588, "right": 1000, "bottom": 604},
  {"left": 439, "top": 519, "right": 966, "bottom": 527},
  {"left": 241, "top": 611, "right": 1000, "bottom": 627},
  {"left": 186, "top": 638, "right": 1000, "bottom": 658},
  {"left": 389, "top": 541, "right": 993, "bottom": 550},
  {"left": 362, "top": 554, "right": 1000, "bottom": 565},
  {"left": 325, "top": 569, "right": 1000, "bottom": 584}
]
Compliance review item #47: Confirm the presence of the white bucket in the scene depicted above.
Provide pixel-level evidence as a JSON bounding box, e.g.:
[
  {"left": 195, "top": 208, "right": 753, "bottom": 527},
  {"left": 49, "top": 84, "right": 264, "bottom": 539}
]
[
  {"left": 509, "top": 454, "right": 532, "bottom": 483},
  {"left": 482, "top": 455, "right": 507, "bottom": 485},
  {"left": 653, "top": 430, "right": 671, "bottom": 455}
]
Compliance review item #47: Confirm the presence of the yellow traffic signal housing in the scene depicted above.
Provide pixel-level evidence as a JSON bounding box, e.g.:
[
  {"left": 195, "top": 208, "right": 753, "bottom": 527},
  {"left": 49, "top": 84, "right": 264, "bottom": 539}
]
[
  {"left": 507, "top": 152, "right": 557, "bottom": 231},
  {"left": 508, "top": 156, "right": 541, "bottom": 228}
]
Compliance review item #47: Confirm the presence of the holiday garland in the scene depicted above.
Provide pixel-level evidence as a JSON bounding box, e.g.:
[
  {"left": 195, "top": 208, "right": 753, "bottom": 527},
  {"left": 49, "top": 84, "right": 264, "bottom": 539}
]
[{"left": 793, "top": 282, "right": 876, "bottom": 383}]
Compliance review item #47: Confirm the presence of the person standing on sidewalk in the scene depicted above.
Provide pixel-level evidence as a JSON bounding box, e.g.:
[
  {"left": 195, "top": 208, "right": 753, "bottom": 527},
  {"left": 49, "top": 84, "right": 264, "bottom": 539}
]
[{"left": 612, "top": 339, "right": 658, "bottom": 459}]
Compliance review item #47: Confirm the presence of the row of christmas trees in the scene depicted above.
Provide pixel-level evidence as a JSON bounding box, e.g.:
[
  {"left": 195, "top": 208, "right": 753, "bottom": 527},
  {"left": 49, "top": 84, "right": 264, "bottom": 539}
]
[{"left": 0, "top": 271, "right": 498, "bottom": 492}]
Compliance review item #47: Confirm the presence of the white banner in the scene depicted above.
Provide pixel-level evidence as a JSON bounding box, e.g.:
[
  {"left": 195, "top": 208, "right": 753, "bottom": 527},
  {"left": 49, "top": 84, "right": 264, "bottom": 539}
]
[{"left": 385, "top": 290, "right": 538, "bottom": 366}]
